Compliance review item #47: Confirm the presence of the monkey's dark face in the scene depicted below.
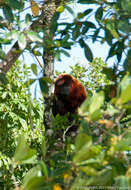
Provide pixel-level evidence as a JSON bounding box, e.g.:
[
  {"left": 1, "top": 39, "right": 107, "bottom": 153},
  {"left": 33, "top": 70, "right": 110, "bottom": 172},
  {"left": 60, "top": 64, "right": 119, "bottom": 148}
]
[
  {"left": 59, "top": 81, "right": 71, "bottom": 96},
  {"left": 55, "top": 78, "right": 73, "bottom": 99}
]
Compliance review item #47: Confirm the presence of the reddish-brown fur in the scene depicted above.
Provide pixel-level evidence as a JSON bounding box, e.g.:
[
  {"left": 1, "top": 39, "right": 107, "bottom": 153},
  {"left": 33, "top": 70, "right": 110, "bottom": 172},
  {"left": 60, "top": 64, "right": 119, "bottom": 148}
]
[{"left": 52, "top": 74, "right": 87, "bottom": 116}]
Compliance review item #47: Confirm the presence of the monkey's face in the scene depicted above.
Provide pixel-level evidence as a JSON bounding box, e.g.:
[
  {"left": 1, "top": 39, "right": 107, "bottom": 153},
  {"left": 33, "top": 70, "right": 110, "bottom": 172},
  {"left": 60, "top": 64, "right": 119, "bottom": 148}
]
[{"left": 55, "top": 78, "right": 73, "bottom": 99}]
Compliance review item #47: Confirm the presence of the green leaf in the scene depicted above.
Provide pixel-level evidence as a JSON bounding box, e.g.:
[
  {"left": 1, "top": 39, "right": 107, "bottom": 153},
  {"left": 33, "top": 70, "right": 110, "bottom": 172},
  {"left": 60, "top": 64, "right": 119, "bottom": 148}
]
[
  {"left": 55, "top": 50, "right": 61, "bottom": 61},
  {"left": 106, "top": 104, "right": 120, "bottom": 116},
  {"left": 50, "top": 12, "right": 60, "bottom": 34},
  {"left": 102, "top": 67, "right": 114, "bottom": 80},
  {"left": 124, "top": 49, "right": 131, "bottom": 73},
  {"left": 25, "top": 14, "right": 32, "bottom": 27},
  {"left": 33, "top": 50, "right": 42, "bottom": 56},
  {"left": 118, "top": 74, "right": 131, "bottom": 104},
  {"left": 114, "top": 138, "right": 131, "bottom": 151},
  {"left": 121, "top": 0, "right": 131, "bottom": 13},
  {"left": 60, "top": 49, "right": 70, "bottom": 57},
  {"left": 3, "top": 6, "right": 14, "bottom": 23},
  {"left": 27, "top": 31, "right": 43, "bottom": 42},
  {"left": 42, "top": 77, "right": 53, "bottom": 84},
  {"left": 0, "top": 38, "right": 11, "bottom": 44},
  {"left": 79, "top": 165, "right": 97, "bottom": 176},
  {"left": 78, "top": 0, "right": 97, "bottom": 4},
  {"left": 106, "top": 41, "right": 118, "bottom": 60},
  {"left": 116, "top": 41, "right": 124, "bottom": 62},
  {"left": 118, "top": 19, "right": 130, "bottom": 34},
  {"left": 39, "top": 161, "right": 48, "bottom": 178},
  {"left": 92, "top": 29, "right": 100, "bottom": 42},
  {"left": 71, "top": 176, "right": 88, "bottom": 190},
  {"left": 14, "top": 135, "right": 37, "bottom": 164},
  {"left": 89, "top": 91, "right": 104, "bottom": 114},
  {"left": 82, "top": 21, "right": 96, "bottom": 34},
  {"left": 24, "top": 79, "right": 36, "bottom": 87},
  {"left": 41, "top": 136, "right": 46, "bottom": 158},
  {"left": 84, "top": 44, "right": 93, "bottom": 62},
  {"left": 1, "top": 92, "right": 8, "bottom": 99},
  {"left": 62, "top": 34, "right": 70, "bottom": 42},
  {"left": 106, "top": 21, "right": 120, "bottom": 40},
  {"left": 0, "top": 48, "right": 6, "bottom": 60},
  {"left": 39, "top": 78, "right": 49, "bottom": 97},
  {"left": 0, "top": 73, "right": 8, "bottom": 85},
  {"left": 6, "top": 0, "right": 22, "bottom": 10},
  {"left": 95, "top": 7, "right": 103, "bottom": 21},
  {"left": 72, "top": 24, "right": 81, "bottom": 40},
  {"left": 73, "top": 133, "right": 92, "bottom": 163},
  {"left": 74, "top": 144, "right": 101, "bottom": 164},
  {"left": 90, "top": 109, "right": 102, "bottom": 121},
  {"left": 31, "top": 64, "right": 38, "bottom": 76},
  {"left": 105, "top": 29, "right": 113, "bottom": 45},
  {"left": 19, "top": 118, "right": 27, "bottom": 129},
  {"left": 18, "top": 33, "right": 27, "bottom": 50},
  {"left": 83, "top": 9, "right": 93, "bottom": 16},
  {"left": 115, "top": 176, "right": 129, "bottom": 189},
  {"left": 84, "top": 21, "right": 96, "bottom": 29},
  {"left": 65, "top": 5, "right": 74, "bottom": 16},
  {"left": 82, "top": 25, "right": 90, "bottom": 34},
  {"left": 78, "top": 9, "right": 93, "bottom": 19},
  {"left": 78, "top": 96, "right": 91, "bottom": 116},
  {"left": 75, "top": 132, "right": 92, "bottom": 152},
  {"left": 62, "top": 41, "right": 73, "bottom": 49},
  {"left": 5, "top": 30, "right": 19, "bottom": 40},
  {"left": 79, "top": 38, "right": 86, "bottom": 48},
  {"left": 87, "top": 167, "right": 113, "bottom": 186},
  {"left": 23, "top": 165, "right": 46, "bottom": 190},
  {"left": 77, "top": 158, "right": 101, "bottom": 167}
]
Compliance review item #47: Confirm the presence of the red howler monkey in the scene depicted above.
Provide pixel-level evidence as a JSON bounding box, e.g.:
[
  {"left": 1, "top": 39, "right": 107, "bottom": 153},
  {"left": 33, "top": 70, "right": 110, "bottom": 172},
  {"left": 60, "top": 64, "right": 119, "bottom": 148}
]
[{"left": 52, "top": 74, "right": 87, "bottom": 117}]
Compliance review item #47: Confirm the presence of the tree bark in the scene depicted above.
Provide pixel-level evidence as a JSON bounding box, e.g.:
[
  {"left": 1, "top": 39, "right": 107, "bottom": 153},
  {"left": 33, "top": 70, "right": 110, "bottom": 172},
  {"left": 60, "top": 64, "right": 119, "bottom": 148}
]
[
  {"left": 42, "top": 0, "right": 60, "bottom": 131},
  {"left": 0, "top": 42, "right": 23, "bottom": 74}
]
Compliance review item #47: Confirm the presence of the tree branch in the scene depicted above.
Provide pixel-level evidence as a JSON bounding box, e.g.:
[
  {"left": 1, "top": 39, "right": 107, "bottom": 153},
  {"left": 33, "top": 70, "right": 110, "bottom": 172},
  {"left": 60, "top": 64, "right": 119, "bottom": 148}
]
[
  {"left": 0, "top": 42, "right": 23, "bottom": 74},
  {"left": 0, "top": 19, "right": 43, "bottom": 74}
]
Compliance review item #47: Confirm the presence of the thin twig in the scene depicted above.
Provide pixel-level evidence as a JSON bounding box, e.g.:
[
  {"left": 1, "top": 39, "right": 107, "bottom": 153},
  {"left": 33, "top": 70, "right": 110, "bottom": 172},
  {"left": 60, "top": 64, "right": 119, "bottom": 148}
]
[
  {"left": 34, "top": 54, "right": 43, "bottom": 69},
  {"left": 115, "top": 110, "right": 125, "bottom": 135},
  {"left": 97, "top": 124, "right": 110, "bottom": 136},
  {"left": 11, "top": 164, "right": 19, "bottom": 190},
  {"left": 121, "top": 127, "right": 131, "bottom": 138},
  {"left": 63, "top": 120, "right": 76, "bottom": 142}
]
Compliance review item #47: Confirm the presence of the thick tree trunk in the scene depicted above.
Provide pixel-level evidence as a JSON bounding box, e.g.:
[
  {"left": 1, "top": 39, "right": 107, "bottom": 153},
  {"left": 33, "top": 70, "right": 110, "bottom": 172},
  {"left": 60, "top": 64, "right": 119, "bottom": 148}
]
[{"left": 42, "top": 0, "right": 60, "bottom": 131}]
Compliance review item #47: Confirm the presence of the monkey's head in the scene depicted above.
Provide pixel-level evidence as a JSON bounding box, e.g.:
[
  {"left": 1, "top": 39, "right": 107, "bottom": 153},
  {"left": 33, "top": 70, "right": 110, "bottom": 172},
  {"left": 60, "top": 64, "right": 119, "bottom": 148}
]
[
  {"left": 53, "top": 74, "right": 87, "bottom": 117},
  {"left": 54, "top": 74, "right": 74, "bottom": 99}
]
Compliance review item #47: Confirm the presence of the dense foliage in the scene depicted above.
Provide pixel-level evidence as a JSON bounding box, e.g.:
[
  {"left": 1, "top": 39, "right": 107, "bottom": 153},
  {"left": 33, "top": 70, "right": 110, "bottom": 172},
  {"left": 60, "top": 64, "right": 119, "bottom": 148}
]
[
  {"left": 0, "top": 59, "right": 131, "bottom": 190},
  {"left": 0, "top": 62, "right": 44, "bottom": 189}
]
